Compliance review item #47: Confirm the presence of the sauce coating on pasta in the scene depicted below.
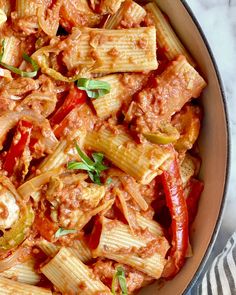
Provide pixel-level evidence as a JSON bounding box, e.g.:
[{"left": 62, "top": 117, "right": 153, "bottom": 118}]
[{"left": 0, "top": 0, "right": 206, "bottom": 294}]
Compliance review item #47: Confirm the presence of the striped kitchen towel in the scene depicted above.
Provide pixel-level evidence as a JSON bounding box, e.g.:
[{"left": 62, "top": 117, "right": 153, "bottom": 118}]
[{"left": 198, "top": 232, "right": 236, "bottom": 295}]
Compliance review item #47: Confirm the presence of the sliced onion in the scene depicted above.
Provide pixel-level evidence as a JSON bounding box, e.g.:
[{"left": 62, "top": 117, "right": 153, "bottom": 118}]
[
  {"left": 17, "top": 168, "right": 62, "bottom": 201},
  {"left": 20, "top": 91, "right": 57, "bottom": 118},
  {"left": 9, "top": 95, "right": 22, "bottom": 101},
  {"left": 37, "top": 3, "right": 61, "bottom": 37}
]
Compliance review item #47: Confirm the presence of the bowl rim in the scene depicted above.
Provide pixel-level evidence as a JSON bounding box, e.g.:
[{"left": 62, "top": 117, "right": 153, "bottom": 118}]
[{"left": 181, "top": 1, "right": 231, "bottom": 293}]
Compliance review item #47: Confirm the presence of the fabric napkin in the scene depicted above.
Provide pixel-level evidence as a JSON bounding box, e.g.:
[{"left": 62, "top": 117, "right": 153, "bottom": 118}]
[{"left": 197, "top": 232, "right": 236, "bottom": 295}]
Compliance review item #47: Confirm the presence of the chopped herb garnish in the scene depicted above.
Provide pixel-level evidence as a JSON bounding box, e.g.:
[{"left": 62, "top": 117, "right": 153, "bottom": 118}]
[
  {"left": 106, "top": 178, "right": 113, "bottom": 185},
  {"left": 0, "top": 40, "right": 39, "bottom": 78},
  {"left": 0, "top": 40, "right": 5, "bottom": 61},
  {"left": 76, "top": 78, "right": 111, "bottom": 99},
  {"left": 67, "top": 143, "right": 108, "bottom": 185},
  {"left": 112, "top": 267, "right": 128, "bottom": 295},
  {"left": 55, "top": 228, "right": 77, "bottom": 238}
]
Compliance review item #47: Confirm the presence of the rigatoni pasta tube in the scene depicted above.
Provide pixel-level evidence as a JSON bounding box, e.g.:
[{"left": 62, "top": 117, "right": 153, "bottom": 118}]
[
  {"left": 136, "top": 213, "right": 164, "bottom": 236},
  {"left": 0, "top": 259, "right": 40, "bottom": 285},
  {"left": 92, "top": 73, "right": 147, "bottom": 118},
  {"left": 84, "top": 127, "right": 171, "bottom": 184},
  {"left": 99, "top": 0, "right": 125, "bottom": 14},
  {"left": 105, "top": 0, "right": 146, "bottom": 29},
  {"left": 0, "top": 36, "right": 21, "bottom": 66},
  {"left": 63, "top": 26, "right": 158, "bottom": 74},
  {"left": 16, "top": 0, "right": 38, "bottom": 17},
  {"left": 0, "top": 276, "right": 51, "bottom": 294},
  {"left": 127, "top": 55, "right": 206, "bottom": 133},
  {"left": 37, "top": 239, "right": 59, "bottom": 257},
  {"left": 90, "top": 217, "right": 169, "bottom": 279},
  {"left": 38, "top": 238, "right": 92, "bottom": 262},
  {"left": 145, "top": 2, "right": 195, "bottom": 66},
  {"left": 41, "top": 247, "right": 112, "bottom": 295},
  {"left": 70, "top": 239, "right": 93, "bottom": 262}
]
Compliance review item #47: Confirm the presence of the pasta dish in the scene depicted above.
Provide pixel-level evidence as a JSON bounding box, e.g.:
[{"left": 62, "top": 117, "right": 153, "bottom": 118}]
[{"left": 0, "top": 0, "right": 206, "bottom": 294}]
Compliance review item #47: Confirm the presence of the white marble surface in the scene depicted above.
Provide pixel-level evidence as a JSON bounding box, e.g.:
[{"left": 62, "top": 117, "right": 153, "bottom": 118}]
[{"left": 185, "top": 0, "right": 236, "bottom": 292}]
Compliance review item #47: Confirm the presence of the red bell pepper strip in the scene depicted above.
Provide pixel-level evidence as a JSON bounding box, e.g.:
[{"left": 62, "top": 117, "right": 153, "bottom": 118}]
[
  {"left": 3, "top": 120, "right": 33, "bottom": 176},
  {"left": 161, "top": 157, "right": 189, "bottom": 278},
  {"left": 186, "top": 179, "right": 204, "bottom": 225},
  {"left": 50, "top": 86, "right": 87, "bottom": 127}
]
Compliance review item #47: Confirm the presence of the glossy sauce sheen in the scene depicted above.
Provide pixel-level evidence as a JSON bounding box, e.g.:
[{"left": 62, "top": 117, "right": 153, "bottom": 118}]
[{"left": 0, "top": 0, "right": 206, "bottom": 294}]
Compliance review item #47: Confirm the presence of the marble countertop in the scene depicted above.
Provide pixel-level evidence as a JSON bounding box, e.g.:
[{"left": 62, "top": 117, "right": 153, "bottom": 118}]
[{"left": 186, "top": 0, "right": 236, "bottom": 292}]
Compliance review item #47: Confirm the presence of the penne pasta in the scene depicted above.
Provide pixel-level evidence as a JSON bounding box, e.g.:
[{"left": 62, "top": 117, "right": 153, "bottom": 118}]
[
  {"left": 0, "top": 276, "right": 51, "bottom": 294},
  {"left": 0, "top": 258, "right": 41, "bottom": 285},
  {"left": 91, "top": 217, "right": 169, "bottom": 279},
  {"left": 92, "top": 73, "right": 148, "bottom": 118},
  {"left": 41, "top": 247, "right": 112, "bottom": 294},
  {"left": 105, "top": 0, "right": 146, "bottom": 29},
  {"left": 126, "top": 55, "right": 206, "bottom": 133},
  {"left": 145, "top": 2, "right": 195, "bottom": 66},
  {"left": 84, "top": 127, "right": 171, "bottom": 184},
  {"left": 63, "top": 26, "right": 158, "bottom": 74}
]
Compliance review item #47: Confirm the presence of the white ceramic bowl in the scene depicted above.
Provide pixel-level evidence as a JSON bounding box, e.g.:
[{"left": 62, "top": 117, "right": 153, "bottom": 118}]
[{"left": 140, "top": 1, "right": 229, "bottom": 294}]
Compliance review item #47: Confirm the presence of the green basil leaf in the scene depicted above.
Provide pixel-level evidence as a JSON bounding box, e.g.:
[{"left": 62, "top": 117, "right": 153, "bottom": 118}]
[
  {"left": 0, "top": 46, "right": 39, "bottom": 78},
  {"left": 111, "top": 267, "right": 128, "bottom": 295},
  {"left": 67, "top": 161, "right": 92, "bottom": 171},
  {"left": 85, "top": 90, "right": 100, "bottom": 99},
  {"left": 0, "top": 62, "right": 38, "bottom": 77},
  {"left": 55, "top": 228, "right": 77, "bottom": 238},
  {"left": 68, "top": 143, "right": 108, "bottom": 184},
  {"left": 0, "top": 39, "right": 5, "bottom": 62},
  {"left": 22, "top": 53, "right": 39, "bottom": 71},
  {"left": 91, "top": 172, "right": 101, "bottom": 185},
  {"left": 77, "top": 78, "right": 111, "bottom": 99},
  {"left": 92, "top": 153, "right": 104, "bottom": 163},
  {"left": 106, "top": 178, "right": 113, "bottom": 185},
  {"left": 117, "top": 267, "right": 128, "bottom": 295},
  {"left": 94, "top": 162, "right": 108, "bottom": 172},
  {"left": 75, "top": 144, "right": 95, "bottom": 168}
]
